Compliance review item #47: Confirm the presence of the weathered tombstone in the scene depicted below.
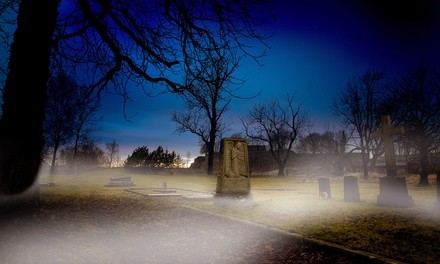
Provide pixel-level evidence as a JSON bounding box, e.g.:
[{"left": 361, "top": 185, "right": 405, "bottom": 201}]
[
  {"left": 344, "top": 176, "right": 360, "bottom": 203},
  {"left": 216, "top": 138, "right": 251, "bottom": 198},
  {"left": 373, "top": 115, "right": 414, "bottom": 207},
  {"left": 318, "top": 177, "right": 331, "bottom": 199}
]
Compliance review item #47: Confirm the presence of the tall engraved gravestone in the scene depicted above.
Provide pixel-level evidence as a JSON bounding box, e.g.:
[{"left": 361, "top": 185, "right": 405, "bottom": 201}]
[
  {"left": 216, "top": 138, "right": 251, "bottom": 198},
  {"left": 373, "top": 115, "right": 414, "bottom": 207}
]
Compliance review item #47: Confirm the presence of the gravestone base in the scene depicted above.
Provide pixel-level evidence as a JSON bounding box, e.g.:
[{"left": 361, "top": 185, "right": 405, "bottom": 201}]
[
  {"left": 214, "top": 188, "right": 254, "bottom": 208},
  {"left": 216, "top": 177, "right": 251, "bottom": 198},
  {"left": 344, "top": 176, "right": 360, "bottom": 203},
  {"left": 377, "top": 177, "right": 414, "bottom": 207}
]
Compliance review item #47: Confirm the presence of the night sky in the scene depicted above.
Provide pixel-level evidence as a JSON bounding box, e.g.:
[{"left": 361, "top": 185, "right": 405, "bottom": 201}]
[{"left": 96, "top": 0, "right": 440, "bottom": 161}]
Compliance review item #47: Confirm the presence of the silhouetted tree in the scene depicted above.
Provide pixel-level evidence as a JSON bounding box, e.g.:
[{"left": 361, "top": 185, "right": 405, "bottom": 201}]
[
  {"left": 296, "top": 132, "right": 322, "bottom": 154},
  {"left": 105, "top": 139, "right": 119, "bottom": 168},
  {"left": 61, "top": 141, "right": 104, "bottom": 167},
  {"left": 243, "top": 94, "right": 310, "bottom": 176},
  {"left": 44, "top": 72, "right": 77, "bottom": 173},
  {"left": 389, "top": 64, "right": 440, "bottom": 186},
  {"left": 69, "top": 85, "right": 102, "bottom": 170},
  {"left": 296, "top": 130, "right": 348, "bottom": 176},
  {"left": 125, "top": 145, "right": 178, "bottom": 168},
  {"left": 333, "top": 70, "right": 387, "bottom": 180},
  {"left": 0, "top": 0, "right": 269, "bottom": 194},
  {"left": 172, "top": 50, "right": 240, "bottom": 175}
]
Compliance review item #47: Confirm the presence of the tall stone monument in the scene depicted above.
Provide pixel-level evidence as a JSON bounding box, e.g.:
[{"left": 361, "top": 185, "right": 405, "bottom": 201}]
[
  {"left": 216, "top": 138, "right": 251, "bottom": 198},
  {"left": 373, "top": 115, "right": 414, "bottom": 207}
]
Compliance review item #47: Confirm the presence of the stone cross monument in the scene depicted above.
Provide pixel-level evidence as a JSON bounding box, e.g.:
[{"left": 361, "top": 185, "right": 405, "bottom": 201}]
[
  {"left": 372, "top": 115, "right": 404, "bottom": 177},
  {"left": 373, "top": 114, "right": 414, "bottom": 207},
  {"left": 216, "top": 138, "right": 251, "bottom": 198}
]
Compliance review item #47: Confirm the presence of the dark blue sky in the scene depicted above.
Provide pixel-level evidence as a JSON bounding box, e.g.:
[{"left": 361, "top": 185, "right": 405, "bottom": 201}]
[{"left": 97, "top": 0, "right": 440, "bottom": 162}]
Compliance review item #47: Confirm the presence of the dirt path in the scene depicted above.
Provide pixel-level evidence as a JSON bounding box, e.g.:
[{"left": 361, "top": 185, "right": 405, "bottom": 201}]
[{"left": 0, "top": 193, "right": 385, "bottom": 264}]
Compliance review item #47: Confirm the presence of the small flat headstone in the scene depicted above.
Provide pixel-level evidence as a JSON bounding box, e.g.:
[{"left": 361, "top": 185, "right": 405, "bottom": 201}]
[{"left": 105, "top": 176, "right": 135, "bottom": 187}]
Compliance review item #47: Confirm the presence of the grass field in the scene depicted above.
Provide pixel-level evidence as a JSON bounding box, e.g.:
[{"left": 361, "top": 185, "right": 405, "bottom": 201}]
[{"left": 23, "top": 168, "right": 440, "bottom": 263}]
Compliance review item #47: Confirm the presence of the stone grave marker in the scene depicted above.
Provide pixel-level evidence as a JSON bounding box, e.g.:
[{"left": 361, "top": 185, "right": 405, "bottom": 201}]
[
  {"left": 372, "top": 114, "right": 414, "bottom": 207},
  {"left": 105, "top": 176, "right": 135, "bottom": 187},
  {"left": 153, "top": 181, "right": 177, "bottom": 194},
  {"left": 344, "top": 176, "right": 360, "bottom": 203},
  {"left": 216, "top": 138, "right": 251, "bottom": 198},
  {"left": 318, "top": 177, "right": 331, "bottom": 199}
]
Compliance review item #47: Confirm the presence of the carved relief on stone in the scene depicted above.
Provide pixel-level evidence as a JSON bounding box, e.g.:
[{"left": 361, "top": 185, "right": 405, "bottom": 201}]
[{"left": 224, "top": 140, "right": 247, "bottom": 178}]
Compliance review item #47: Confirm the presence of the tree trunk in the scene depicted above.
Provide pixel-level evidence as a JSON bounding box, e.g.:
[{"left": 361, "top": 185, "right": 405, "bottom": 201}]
[
  {"left": 418, "top": 142, "right": 430, "bottom": 186},
  {"left": 50, "top": 144, "right": 59, "bottom": 175},
  {"left": 206, "top": 139, "right": 215, "bottom": 175},
  {"left": 361, "top": 151, "right": 369, "bottom": 180},
  {"left": 0, "top": 0, "right": 60, "bottom": 195},
  {"left": 206, "top": 124, "right": 217, "bottom": 176},
  {"left": 277, "top": 162, "right": 286, "bottom": 176},
  {"left": 370, "top": 153, "right": 379, "bottom": 172}
]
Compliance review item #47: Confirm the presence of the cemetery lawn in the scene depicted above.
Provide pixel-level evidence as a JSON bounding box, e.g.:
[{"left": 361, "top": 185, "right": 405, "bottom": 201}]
[{"left": 3, "top": 168, "right": 440, "bottom": 263}]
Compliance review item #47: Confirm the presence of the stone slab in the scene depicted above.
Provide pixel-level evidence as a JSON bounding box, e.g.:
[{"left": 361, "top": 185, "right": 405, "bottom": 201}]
[
  {"left": 344, "top": 176, "right": 360, "bottom": 203},
  {"left": 318, "top": 177, "right": 331, "bottom": 199}
]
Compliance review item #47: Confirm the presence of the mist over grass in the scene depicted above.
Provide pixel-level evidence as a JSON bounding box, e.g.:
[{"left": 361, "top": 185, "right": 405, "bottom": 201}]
[{"left": 2, "top": 167, "right": 439, "bottom": 263}]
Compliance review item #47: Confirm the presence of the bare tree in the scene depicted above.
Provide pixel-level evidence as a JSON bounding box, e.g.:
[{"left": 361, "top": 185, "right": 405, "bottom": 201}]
[
  {"left": 243, "top": 94, "right": 310, "bottom": 176},
  {"left": 390, "top": 64, "right": 440, "bottom": 186},
  {"left": 172, "top": 50, "right": 240, "bottom": 175},
  {"left": 0, "top": 0, "right": 270, "bottom": 194},
  {"left": 296, "top": 132, "right": 321, "bottom": 154},
  {"left": 105, "top": 139, "right": 119, "bottom": 168},
  {"left": 296, "top": 130, "right": 348, "bottom": 176},
  {"left": 333, "top": 70, "right": 387, "bottom": 180},
  {"left": 70, "top": 85, "right": 102, "bottom": 170},
  {"left": 44, "top": 72, "right": 77, "bottom": 174}
]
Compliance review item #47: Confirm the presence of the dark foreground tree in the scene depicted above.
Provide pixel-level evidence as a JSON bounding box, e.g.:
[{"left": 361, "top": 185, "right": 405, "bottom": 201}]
[
  {"left": 0, "top": 0, "right": 269, "bottom": 195},
  {"left": 243, "top": 94, "right": 309, "bottom": 176},
  {"left": 0, "top": 0, "right": 59, "bottom": 195}
]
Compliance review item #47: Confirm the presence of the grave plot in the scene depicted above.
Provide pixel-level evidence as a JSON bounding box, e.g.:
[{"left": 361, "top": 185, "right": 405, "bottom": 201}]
[{"left": 126, "top": 183, "right": 214, "bottom": 199}]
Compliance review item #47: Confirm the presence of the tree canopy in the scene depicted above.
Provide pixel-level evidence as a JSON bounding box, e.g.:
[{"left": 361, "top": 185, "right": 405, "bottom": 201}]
[{"left": 0, "top": 0, "right": 270, "bottom": 194}]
